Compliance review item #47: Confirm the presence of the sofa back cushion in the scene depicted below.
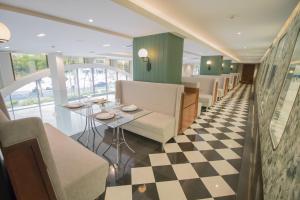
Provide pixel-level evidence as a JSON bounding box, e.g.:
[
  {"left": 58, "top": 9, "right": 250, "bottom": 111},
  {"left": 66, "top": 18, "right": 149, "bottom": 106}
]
[
  {"left": 182, "top": 76, "right": 217, "bottom": 95},
  {"left": 116, "top": 81, "right": 183, "bottom": 116},
  {"left": 0, "top": 110, "right": 9, "bottom": 123}
]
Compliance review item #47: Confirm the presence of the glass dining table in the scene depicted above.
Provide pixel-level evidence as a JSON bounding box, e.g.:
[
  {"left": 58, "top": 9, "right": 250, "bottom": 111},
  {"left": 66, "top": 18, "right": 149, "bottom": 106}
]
[{"left": 61, "top": 100, "right": 152, "bottom": 164}]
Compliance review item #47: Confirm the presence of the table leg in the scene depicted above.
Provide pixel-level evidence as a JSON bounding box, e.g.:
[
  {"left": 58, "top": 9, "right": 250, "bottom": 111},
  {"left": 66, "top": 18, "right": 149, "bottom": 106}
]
[{"left": 116, "top": 127, "right": 120, "bottom": 164}]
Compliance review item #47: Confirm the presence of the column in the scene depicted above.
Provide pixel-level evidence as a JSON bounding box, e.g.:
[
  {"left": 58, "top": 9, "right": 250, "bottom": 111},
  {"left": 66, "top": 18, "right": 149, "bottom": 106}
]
[
  {"left": 133, "top": 32, "right": 184, "bottom": 84},
  {"left": 47, "top": 53, "right": 67, "bottom": 105},
  {"left": 200, "top": 55, "right": 223, "bottom": 75}
]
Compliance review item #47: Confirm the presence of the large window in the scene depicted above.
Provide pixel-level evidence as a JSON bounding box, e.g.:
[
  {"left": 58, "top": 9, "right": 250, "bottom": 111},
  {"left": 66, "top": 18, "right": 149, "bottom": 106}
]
[
  {"left": 107, "top": 69, "right": 117, "bottom": 93},
  {"left": 65, "top": 69, "right": 80, "bottom": 100},
  {"left": 5, "top": 77, "right": 55, "bottom": 121},
  {"left": 94, "top": 68, "right": 107, "bottom": 95},
  {"left": 12, "top": 53, "right": 48, "bottom": 79},
  {"left": 78, "top": 68, "right": 93, "bottom": 97},
  {"left": 64, "top": 56, "right": 84, "bottom": 65}
]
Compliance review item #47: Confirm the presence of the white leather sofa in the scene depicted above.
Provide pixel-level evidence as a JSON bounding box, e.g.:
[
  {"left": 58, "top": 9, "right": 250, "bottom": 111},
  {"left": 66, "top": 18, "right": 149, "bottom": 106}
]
[
  {"left": 0, "top": 95, "right": 109, "bottom": 200},
  {"left": 222, "top": 74, "right": 234, "bottom": 91},
  {"left": 115, "top": 80, "right": 184, "bottom": 145},
  {"left": 182, "top": 76, "right": 218, "bottom": 108},
  {"left": 196, "top": 75, "right": 227, "bottom": 99}
]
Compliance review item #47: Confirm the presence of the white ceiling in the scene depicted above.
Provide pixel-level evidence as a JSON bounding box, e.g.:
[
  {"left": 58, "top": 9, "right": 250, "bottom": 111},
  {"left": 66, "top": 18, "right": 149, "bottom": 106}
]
[{"left": 0, "top": 0, "right": 298, "bottom": 63}]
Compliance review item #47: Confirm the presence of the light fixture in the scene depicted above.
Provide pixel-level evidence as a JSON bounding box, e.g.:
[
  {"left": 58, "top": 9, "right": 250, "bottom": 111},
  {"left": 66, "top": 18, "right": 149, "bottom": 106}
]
[
  {"left": 103, "top": 44, "right": 111, "bottom": 47},
  {"left": 206, "top": 60, "right": 212, "bottom": 70},
  {"left": 230, "top": 64, "right": 234, "bottom": 70},
  {"left": 237, "top": 32, "right": 241, "bottom": 35},
  {"left": 4, "top": 46, "right": 10, "bottom": 49},
  {"left": 37, "top": 33, "right": 46, "bottom": 37},
  {"left": 138, "top": 48, "right": 151, "bottom": 71},
  {"left": 0, "top": 22, "right": 11, "bottom": 43},
  {"left": 88, "top": 18, "right": 94, "bottom": 23},
  {"left": 222, "top": 63, "right": 224, "bottom": 67}
]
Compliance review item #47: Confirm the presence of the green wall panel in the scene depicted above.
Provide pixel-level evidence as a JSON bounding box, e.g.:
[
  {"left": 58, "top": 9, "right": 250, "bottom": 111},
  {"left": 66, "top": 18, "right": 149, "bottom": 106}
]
[
  {"left": 200, "top": 56, "right": 223, "bottom": 75},
  {"left": 222, "top": 60, "right": 232, "bottom": 74},
  {"left": 133, "top": 33, "right": 183, "bottom": 84}
]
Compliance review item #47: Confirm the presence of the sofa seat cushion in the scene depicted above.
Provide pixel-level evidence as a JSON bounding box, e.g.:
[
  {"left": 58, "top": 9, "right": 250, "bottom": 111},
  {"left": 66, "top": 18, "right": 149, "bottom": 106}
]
[
  {"left": 218, "top": 88, "right": 224, "bottom": 97},
  {"left": 123, "top": 112, "right": 175, "bottom": 143},
  {"left": 44, "top": 124, "right": 108, "bottom": 200},
  {"left": 199, "top": 94, "right": 212, "bottom": 107}
]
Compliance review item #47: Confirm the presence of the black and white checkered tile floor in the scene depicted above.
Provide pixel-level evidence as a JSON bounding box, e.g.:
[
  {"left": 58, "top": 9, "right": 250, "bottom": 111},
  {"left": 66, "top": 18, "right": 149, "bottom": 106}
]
[{"left": 104, "top": 84, "right": 251, "bottom": 200}]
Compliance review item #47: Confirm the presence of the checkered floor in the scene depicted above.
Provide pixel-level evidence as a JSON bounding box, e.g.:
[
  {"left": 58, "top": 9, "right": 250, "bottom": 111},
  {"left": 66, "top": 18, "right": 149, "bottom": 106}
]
[{"left": 104, "top": 84, "right": 251, "bottom": 200}]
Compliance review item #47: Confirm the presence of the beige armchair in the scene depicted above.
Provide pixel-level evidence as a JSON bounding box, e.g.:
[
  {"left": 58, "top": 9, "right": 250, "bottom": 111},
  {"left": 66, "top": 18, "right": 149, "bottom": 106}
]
[{"left": 0, "top": 94, "right": 108, "bottom": 200}]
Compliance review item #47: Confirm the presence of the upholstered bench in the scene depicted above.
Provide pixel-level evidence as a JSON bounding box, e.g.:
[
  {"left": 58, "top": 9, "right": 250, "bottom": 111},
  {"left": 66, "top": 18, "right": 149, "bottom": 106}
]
[
  {"left": 0, "top": 96, "right": 109, "bottom": 200},
  {"left": 116, "top": 80, "right": 184, "bottom": 145},
  {"left": 182, "top": 76, "right": 219, "bottom": 108}
]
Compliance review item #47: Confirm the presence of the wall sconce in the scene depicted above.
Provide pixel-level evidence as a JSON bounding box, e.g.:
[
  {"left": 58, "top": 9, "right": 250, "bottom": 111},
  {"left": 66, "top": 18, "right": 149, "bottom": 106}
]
[
  {"left": 230, "top": 64, "right": 234, "bottom": 70},
  {"left": 0, "top": 22, "right": 11, "bottom": 43},
  {"left": 138, "top": 48, "right": 151, "bottom": 71},
  {"left": 206, "top": 60, "right": 212, "bottom": 70}
]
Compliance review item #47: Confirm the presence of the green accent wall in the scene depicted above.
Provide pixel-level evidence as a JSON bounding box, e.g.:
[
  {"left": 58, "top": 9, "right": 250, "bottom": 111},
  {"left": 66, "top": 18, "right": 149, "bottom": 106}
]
[
  {"left": 222, "top": 60, "right": 232, "bottom": 74},
  {"left": 133, "top": 33, "right": 183, "bottom": 84},
  {"left": 230, "top": 63, "right": 239, "bottom": 73},
  {"left": 200, "top": 56, "right": 223, "bottom": 75}
]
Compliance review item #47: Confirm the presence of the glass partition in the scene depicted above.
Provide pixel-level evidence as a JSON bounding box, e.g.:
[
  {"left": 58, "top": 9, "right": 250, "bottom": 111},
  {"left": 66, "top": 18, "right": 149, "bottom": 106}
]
[{"left": 269, "top": 31, "right": 300, "bottom": 149}]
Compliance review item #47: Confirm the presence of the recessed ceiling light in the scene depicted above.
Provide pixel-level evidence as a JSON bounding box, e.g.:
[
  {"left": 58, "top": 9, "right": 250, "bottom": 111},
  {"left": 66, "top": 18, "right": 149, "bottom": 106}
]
[
  {"left": 103, "top": 44, "right": 111, "bottom": 47},
  {"left": 88, "top": 19, "right": 94, "bottom": 23},
  {"left": 37, "top": 33, "right": 46, "bottom": 37},
  {"left": 56, "top": 50, "right": 62, "bottom": 53},
  {"left": 4, "top": 46, "right": 10, "bottom": 49},
  {"left": 237, "top": 32, "right": 241, "bottom": 35}
]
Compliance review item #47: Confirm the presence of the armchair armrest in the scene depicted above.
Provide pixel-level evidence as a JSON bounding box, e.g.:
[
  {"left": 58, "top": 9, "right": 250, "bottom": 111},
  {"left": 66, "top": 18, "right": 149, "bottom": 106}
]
[{"left": 0, "top": 117, "right": 46, "bottom": 148}]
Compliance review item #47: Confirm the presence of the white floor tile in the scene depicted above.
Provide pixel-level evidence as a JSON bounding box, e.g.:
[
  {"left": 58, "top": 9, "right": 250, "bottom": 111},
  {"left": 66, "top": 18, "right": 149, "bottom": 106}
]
[
  {"left": 201, "top": 176, "right": 235, "bottom": 197},
  {"left": 210, "top": 160, "right": 239, "bottom": 175},
  {"left": 149, "top": 153, "right": 171, "bottom": 166},
  {"left": 225, "top": 132, "right": 244, "bottom": 139},
  {"left": 156, "top": 180, "right": 187, "bottom": 200},
  {"left": 183, "top": 151, "right": 207, "bottom": 163},
  {"left": 131, "top": 167, "right": 155, "bottom": 184},
  {"left": 164, "top": 143, "right": 182, "bottom": 153},
  {"left": 175, "top": 135, "right": 191, "bottom": 143},
  {"left": 221, "top": 139, "right": 242, "bottom": 148},
  {"left": 210, "top": 122, "right": 225, "bottom": 128},
  {"left": 216, "top": 149, "right": 240, "bottom": 160},
  {"left": 190, "top": 123, "right": 203, "bottom": 129},
  {"left": 199, "top": 134, "right": 218, "bottom": 141},
  {"left": 230, "top": 121, "right": 246, "bottom": 127},
  {"left": 193, "top": 141, "right": 214, "bottom": 150},
  {"left": 214, "top": 118, "right": 227, "bottom": 123},
  {"left": 205, "top": 128, "right": 222, "bottom": 134},
  {"left": 195, "top": 119, "right": 208, "bottom": 124},
  {"left": 105, "top": 185, "right": 132, "bottom": 200},
  {"left": 172, "top": 163, "right": 199, "bottom": 180},
  {"left": 184, "top": 128, "right": 197, "bottom": 135},
  {"left": 228, "top": 126, "right": 245, "bottom": 132}
]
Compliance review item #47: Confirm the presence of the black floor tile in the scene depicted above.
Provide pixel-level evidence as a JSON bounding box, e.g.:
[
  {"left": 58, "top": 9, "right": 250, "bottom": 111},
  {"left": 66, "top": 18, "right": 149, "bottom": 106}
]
[
  {"left": 192, "top": 162, "right": 219, "bottom": 177},
  {"left": 180, "top": 178, "right": 212, "bottom": 199},
  {"left": 200, "top": 150, "right": 224, "bottom": 161},
  {"left": 207, "top": 140, "right": 228, "bottom": 149},
  {"left": 178, "top": 142, "right": 197, "bottom": 151},
  {"left": 167, "top": 152, "right": 189, "bottom": 164},
  {"left": 152, "top": 165, "right": 177, "bottom": 182},
  {"left": 223, "top": 174, "right": 239, "bottom": 192},
  {"left": 186, "top": 134, "right": 204, "bottom": 142}
]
